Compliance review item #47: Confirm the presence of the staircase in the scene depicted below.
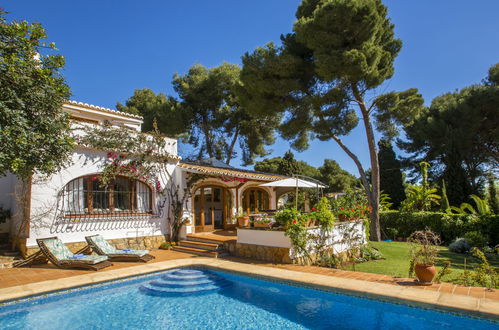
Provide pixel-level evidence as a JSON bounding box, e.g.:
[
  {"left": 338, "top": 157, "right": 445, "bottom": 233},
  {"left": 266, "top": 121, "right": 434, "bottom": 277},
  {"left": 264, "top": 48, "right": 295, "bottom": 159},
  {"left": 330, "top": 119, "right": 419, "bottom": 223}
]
[
  {"left": 0, "top": 233, "right": 21, "bottom": 269},
  {"left": 140, "top": 268, "right": 232, "bottom": 296},
  {"left": 172, "top": 234, "right": 228, "bottom": 258}
]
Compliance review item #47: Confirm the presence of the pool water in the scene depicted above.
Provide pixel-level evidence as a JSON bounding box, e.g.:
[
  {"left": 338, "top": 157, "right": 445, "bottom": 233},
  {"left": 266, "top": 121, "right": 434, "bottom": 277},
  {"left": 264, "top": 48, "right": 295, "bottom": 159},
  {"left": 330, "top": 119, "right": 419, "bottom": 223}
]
[{"left": 0, "top": 267, "right": 497, "bottom": 330}]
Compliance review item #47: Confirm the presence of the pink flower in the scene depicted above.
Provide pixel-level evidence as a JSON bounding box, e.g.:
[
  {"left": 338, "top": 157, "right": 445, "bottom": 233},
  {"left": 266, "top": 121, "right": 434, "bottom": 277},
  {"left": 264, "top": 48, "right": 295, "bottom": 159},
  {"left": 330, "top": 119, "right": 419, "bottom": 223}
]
[{"left": 91, "top": 176, "right": 98, "bottom": 181}]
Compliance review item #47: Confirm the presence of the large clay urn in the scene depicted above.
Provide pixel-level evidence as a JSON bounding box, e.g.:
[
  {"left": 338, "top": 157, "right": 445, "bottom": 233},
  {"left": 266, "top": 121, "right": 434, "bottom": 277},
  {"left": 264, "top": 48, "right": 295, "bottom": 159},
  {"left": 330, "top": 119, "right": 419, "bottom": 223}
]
[{"left": 414, "top": 263, "right": 436, "bottom": 284}]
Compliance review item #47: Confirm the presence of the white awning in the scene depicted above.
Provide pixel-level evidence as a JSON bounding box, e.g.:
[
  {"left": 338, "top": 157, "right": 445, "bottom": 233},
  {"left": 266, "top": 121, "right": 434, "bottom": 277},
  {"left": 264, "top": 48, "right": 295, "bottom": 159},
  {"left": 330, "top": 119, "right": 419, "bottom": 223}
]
[{"left": 259, "top": 178, "right": 326, "bottom": 188}]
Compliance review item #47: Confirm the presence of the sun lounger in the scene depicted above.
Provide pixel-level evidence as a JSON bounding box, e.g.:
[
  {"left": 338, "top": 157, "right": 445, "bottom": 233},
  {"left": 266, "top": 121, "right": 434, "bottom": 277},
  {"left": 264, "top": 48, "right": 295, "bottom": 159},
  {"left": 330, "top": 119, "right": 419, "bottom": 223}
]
[
  {"left": 37, "top": 237, "right": 112, "bottom": 271},
  {"left": 85, "top": 235, "right": 155, "bottom": 262}
]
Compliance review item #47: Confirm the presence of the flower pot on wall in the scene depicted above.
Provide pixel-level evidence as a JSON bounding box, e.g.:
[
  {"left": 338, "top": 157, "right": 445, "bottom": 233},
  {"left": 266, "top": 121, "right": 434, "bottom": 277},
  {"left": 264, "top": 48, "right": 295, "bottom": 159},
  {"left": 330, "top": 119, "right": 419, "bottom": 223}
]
[
  {"left": 253, "top": 222, "right": 270, "bottom": 228},
  {"left": 414, "top": 263, "right": 436, "bottom": 284},
  {"left": 237, "top": 216, "right": 250, "bottom": 228}
]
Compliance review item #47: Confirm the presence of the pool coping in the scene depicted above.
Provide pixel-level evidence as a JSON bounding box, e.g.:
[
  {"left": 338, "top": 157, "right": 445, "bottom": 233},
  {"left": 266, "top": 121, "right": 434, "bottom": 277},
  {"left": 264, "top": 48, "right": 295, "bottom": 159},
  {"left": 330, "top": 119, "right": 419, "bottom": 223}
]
[{"left": 0, "top": 258, "right": 498, "bottom": 321}]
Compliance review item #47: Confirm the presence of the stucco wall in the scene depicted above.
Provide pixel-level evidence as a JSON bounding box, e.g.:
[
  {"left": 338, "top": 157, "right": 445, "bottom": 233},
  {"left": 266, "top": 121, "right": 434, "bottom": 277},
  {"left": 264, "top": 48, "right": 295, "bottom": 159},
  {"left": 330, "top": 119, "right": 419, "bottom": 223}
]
[
  {"left": 25, "top": 148, "right": 177, "bottom": 248},
  {"left": 236, "top": 220, "right": 366, "bottom": 262}
]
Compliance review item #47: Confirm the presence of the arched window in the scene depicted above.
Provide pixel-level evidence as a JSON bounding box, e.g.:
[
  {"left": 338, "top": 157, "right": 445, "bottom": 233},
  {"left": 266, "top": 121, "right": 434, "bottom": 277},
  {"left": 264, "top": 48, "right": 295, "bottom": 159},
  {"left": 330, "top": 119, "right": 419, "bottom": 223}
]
[
  {"left": 242, "top": 188, "right": 270, "bottom": 214},
  {"left": 62, "top": 175, "right": 152, "bottom": 217}
]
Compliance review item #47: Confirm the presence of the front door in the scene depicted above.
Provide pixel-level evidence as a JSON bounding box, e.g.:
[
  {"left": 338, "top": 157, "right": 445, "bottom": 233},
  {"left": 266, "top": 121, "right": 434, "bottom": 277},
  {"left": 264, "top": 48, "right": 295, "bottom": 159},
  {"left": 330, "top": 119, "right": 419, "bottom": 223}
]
[{"left": 194, "top": 186, "right": 231, "bottom": 232}]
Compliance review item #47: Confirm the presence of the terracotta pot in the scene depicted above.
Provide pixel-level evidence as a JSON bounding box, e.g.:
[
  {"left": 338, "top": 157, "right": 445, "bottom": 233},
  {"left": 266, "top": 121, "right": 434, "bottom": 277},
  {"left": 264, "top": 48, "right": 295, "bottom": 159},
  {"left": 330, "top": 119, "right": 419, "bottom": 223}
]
[
  {"left": 338, "top": 215, "right": 348, "bottom": 222},
  {"left": 306, "top": 219, "right": 316, "bottom": 227},
  {"left": 414, "top": 263, "right": 436, "bottom": 283},
  {"left": 253, "top": 222, "right": 270, "bottom": 228},
  {"left": 237, "top": 216, "right": 250, "bottom": 228}
]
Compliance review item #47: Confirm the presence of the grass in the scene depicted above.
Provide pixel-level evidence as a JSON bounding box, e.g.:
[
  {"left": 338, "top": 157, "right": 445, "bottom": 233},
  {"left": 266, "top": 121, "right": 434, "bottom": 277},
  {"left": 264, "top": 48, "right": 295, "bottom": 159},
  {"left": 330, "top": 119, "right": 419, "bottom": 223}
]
[{"left": 346, "top": 241, "right": 499, "bottom": 285}]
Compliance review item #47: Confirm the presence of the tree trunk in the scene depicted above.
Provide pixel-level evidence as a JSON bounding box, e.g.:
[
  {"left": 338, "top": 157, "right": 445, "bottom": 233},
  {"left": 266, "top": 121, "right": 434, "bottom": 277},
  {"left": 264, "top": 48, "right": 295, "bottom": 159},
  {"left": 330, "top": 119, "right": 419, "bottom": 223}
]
[
  {"left": 352, "top": 84, "right": 381, "bottom": 241},
  {"left": 226, "top": 127, "right": 239, "bottom": 165},
  {"left": 201, "top": 115, "right": 214, "bottom": 158}
]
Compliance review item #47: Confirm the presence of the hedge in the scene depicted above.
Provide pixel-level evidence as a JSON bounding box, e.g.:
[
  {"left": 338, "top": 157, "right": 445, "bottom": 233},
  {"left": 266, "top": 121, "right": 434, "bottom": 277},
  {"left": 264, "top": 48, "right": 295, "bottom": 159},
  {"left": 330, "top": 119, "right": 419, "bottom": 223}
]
[{"left": 380, "top": 211, "right": 499, "bottom": 245}]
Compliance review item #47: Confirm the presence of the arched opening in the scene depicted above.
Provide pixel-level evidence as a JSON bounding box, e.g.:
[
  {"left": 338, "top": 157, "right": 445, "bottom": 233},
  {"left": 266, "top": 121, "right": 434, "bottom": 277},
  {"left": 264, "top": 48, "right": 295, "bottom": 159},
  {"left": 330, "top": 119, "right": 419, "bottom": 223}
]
[
  {"left": 61, "top": 175, "right": 152, "bottom": 217},
  {"left": 193, "top": 185, "right": 232, "bottom": 232},
  {"left": 242, "top": 187, "right": 270, "bottom": 215}
]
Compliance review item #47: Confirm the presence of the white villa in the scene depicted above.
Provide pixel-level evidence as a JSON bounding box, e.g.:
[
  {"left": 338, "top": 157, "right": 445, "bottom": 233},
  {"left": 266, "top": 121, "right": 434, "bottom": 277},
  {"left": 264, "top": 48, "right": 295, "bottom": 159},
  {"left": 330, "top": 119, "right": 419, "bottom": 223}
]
[{"left": 0, "top": 101, "right": 300, "bottom": 259}]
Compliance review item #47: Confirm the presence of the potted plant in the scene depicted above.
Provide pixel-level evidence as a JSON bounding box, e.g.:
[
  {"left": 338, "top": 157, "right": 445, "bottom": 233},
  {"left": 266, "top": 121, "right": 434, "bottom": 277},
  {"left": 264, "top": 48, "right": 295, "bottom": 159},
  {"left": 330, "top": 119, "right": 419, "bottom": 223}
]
[
  {"left": 235, "top": 212, "right": 250, "bottom": 228},
  {"left": 408, "top": 229, "right": 441, "bottom": 284},
  {"left": 274, "top": 208, "right": 300, "bottom": 228},
  {"left": 253, "top": 214, "right": 272, "bottom": 228}
]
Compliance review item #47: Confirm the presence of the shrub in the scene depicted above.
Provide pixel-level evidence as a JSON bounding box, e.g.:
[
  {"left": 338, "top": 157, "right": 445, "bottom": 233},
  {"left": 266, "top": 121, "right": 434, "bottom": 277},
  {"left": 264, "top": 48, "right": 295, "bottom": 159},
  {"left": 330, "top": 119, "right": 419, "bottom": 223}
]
[
  {"left": 312, "top": 197, "right": 335, "bottom": 228},
  {"left": 274, "top": 208, "right": 300, "bottom": 227},
  {"left": 448, "top": 238, "right": 472, "bottom": 254},
  {"left": 357, "top": 245, "right": 384, "bottom": 262},
  {"left": 380, "top": 211, "right": 499, "bottom": 246},
  {"left": 464, "top": 231, "right": 487, "bottom": 248}
]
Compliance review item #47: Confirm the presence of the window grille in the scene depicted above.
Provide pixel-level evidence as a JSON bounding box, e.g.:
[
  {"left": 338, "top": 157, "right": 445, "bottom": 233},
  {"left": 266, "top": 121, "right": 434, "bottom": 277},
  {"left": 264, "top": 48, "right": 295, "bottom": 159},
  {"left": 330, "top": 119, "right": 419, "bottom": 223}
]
[{"left": 60, "top": 175, "right": 155, "bottom": 221}]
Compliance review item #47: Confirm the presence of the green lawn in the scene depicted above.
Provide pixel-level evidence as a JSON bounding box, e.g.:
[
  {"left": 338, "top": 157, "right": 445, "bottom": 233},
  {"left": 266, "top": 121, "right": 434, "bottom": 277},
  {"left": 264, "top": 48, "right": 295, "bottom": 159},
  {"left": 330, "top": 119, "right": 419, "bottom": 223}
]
[{"left": 347, "top": 241, "right": 499, "bottom": 283}]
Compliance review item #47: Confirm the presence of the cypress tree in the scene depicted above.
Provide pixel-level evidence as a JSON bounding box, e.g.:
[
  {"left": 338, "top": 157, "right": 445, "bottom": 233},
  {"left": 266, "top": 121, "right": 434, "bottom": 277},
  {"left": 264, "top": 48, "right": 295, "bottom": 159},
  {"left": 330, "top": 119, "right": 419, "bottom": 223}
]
[
  {"left": 488, "top": 173, "right": 499, "bottom": 214},
  {"left": 441, "top": 179, "right": 450, "bottom": 212},
  {"left": 378, "top": 139, "right": 406, "bottom": 208}
]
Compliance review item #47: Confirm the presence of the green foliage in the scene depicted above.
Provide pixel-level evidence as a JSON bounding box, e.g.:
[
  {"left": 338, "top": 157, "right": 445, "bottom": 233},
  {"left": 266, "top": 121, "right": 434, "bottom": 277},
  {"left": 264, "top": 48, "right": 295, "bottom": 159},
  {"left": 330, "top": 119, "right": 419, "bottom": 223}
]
[
  {"left": 116, "top": 88, "right": 186, "bottom": 137},
  {"left": 487, "top": 173, "right": 499, "bottom": 214},
  {"left": 254, "top": 153, "right": 357, "bottom": 195},
  {"left": 172, "top": 62, "right": 280, "bottom": 165},
  {"left": 274, "top": 208, "right": 300, "bottom": 227},
  {"left": 312, "top": 197, "right": 335, "bottom": 228},
  {"left": 380, "top": 211, "right": 499, "bottom": 245},
  {"left": 463, "top": 231, "right": 487, "bottom": 248},
  {"left": 317, "top": 159, "right": 358, "bottom": 194},
  {"left": 401, "top": 63, "right": 499, "bottom": 205},
  {"left": 440, "top": 180, "right": 450, "bottom": 212},
  {"left": 239, "top": 0, "right": 423, "bottom": 241},
  {"left": 435, "top": 260, "right": 453, "bottom": 283},
  {"left": 0, "top": 11, "right": 73, "bottom": 179},
  {"left": 401, "top": 162, "right": 441, "bottom": 211},
  {"left": 448, "top": 238, "right": 471, "bottom": 254},
  {"left": 408, "top": 229, "right": 441, "bottom": 269},
  {"left": 449, "top": 194, "right": 492, "bottom": 215},
  {"left": 78, "top": 123, "right": 205, "bottom": 242},
  {"left": 379, "top": 192, "right": 393, "bottom": 211},
  {"left": 356, "top": 245, "right": 384, "bottom": 263},
  {"left": 378, "top": 139, "right": 406, "bottom": 208},
  {"left": 467, "top": 248, "right": 498, "bottom": 289}
]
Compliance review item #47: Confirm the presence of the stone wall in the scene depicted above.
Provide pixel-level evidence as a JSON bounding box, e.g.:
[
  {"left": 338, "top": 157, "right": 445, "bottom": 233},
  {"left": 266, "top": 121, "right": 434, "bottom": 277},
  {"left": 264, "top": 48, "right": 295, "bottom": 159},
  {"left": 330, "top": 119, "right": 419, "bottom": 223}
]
[
  {"left": 227, "top": 242, "right": 293, "bottom": 264},
  {"left": 24, "top": 234, "right": 169, "bottom": 256}
]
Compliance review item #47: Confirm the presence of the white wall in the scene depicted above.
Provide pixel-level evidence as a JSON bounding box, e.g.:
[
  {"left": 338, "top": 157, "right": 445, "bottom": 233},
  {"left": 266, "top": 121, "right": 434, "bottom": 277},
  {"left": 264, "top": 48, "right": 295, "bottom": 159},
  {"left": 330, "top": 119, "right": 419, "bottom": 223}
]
[
  {"left": 25, "top": 148, "right": 176, "bottom": 247},
  {"left": 237, "top": 228, "right": 291, "bottom": 248},
  {"left": 237, "top": 220, "right": 366, "bottom": 258}
]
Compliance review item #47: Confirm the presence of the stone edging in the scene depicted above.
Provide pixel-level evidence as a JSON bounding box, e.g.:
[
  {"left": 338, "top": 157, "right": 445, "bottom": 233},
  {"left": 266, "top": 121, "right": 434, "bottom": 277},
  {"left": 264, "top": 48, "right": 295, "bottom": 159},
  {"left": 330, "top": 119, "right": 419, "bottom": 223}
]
[{"left": 0, "top": 258, "right": 497, "bottom": 321}]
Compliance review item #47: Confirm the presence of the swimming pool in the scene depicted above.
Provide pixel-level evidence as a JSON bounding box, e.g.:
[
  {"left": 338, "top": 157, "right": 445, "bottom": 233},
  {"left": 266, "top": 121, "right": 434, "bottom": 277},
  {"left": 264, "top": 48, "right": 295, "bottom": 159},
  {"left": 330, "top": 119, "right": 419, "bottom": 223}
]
[{"left": 0, "top": 267, "right": 497, "bottom": 329}]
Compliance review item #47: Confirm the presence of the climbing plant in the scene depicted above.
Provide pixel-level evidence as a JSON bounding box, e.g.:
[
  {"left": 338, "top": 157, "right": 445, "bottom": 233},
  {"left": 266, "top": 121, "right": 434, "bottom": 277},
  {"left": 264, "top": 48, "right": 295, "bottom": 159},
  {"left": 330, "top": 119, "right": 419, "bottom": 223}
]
[{"left": 78, "top": 123, "right": 205, "bottom": 242}]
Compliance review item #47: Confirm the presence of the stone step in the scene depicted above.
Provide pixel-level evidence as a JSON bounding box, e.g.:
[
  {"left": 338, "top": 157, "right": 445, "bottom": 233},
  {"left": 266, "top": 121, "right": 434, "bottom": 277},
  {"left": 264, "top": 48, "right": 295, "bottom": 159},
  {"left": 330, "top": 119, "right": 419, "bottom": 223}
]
[
  {"left": 171, "top": 246, "right": 227, "bottom": 258},
  {"left": 179, "top": 240, "right": 222, "bottom": 251},
  {"left": 185, "top": 235, "right": 226, "bottom": 245}
]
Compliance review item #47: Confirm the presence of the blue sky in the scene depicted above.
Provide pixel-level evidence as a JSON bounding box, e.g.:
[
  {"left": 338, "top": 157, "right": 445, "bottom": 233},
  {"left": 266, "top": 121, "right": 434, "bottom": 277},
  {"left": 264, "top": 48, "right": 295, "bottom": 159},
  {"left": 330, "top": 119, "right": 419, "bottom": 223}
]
[{"left": 5, "top": 1, "right": 499, "bottom": 176}]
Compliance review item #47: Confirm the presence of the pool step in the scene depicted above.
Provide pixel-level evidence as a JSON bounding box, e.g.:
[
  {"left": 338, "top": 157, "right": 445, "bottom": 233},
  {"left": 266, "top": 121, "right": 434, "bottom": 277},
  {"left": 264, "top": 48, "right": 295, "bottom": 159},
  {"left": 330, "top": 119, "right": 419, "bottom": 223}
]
[
  {"left": 171, "top": 246, "right": 227, "bottom": 258},
  {"left": 140, "top": 268, "right": 231, "bottom": 296}
]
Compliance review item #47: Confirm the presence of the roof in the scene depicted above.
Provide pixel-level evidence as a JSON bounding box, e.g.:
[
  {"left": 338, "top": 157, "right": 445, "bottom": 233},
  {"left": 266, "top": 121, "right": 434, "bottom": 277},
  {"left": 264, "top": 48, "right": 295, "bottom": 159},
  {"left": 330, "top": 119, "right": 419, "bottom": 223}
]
[
  {"left": 179, "top": 161, "right": 288, "bottom": 182},
  {"left": 65, "top": 100, "right": 143, "bottom": 120}
]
